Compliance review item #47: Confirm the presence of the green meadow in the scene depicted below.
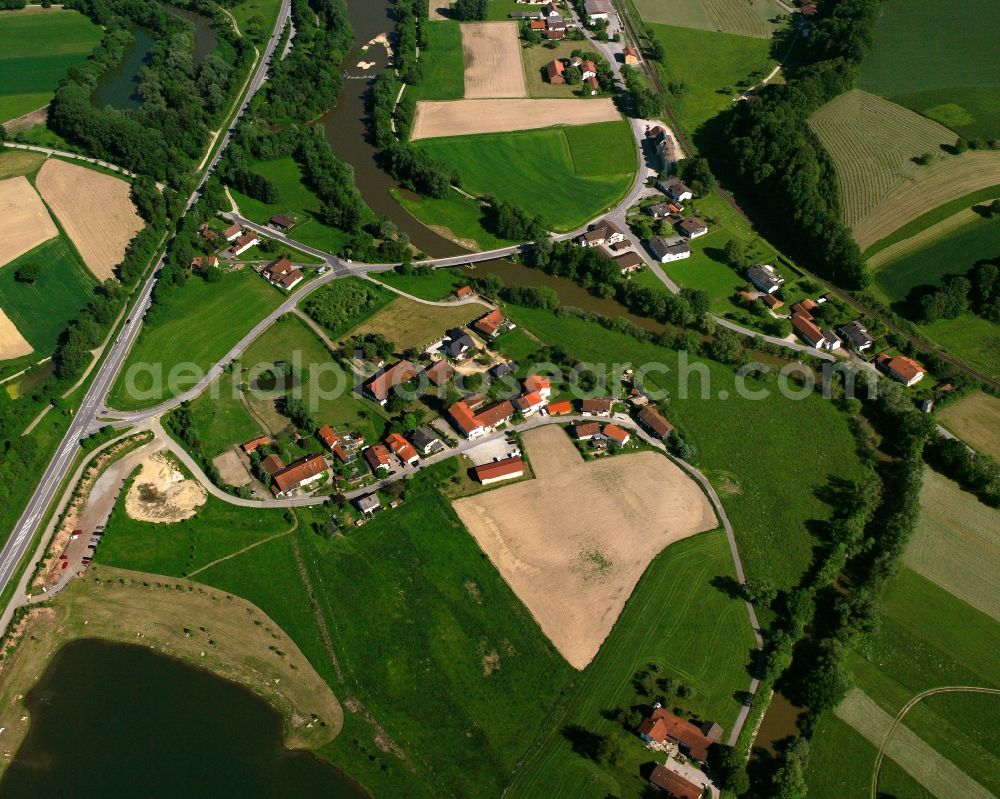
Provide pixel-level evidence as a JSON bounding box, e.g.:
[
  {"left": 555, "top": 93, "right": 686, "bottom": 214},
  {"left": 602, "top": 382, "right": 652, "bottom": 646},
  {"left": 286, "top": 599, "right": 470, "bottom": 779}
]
[
  {"left": 408, "top": 20, "right": 464, "bottom": 101},
  {"left": 415, "top": 121, "right": 637, "bottom": 232},
  {"left": 371, "top": 266, "right": 468, "bottom": 301},
  {"left": 0, "top": 237, "right": 98, "bottom": 355},
  {"left": 107, "top": 270, "right": 283, "bottom": 410},
  {"left": 920, "top": 314, "right": 1000, "bottom": 381},
  {"left": 392, "top": 188, "right": 518, "bottom": 251},
  {"left": 0, "top": 8, "right": 103, "bottom": 123}
]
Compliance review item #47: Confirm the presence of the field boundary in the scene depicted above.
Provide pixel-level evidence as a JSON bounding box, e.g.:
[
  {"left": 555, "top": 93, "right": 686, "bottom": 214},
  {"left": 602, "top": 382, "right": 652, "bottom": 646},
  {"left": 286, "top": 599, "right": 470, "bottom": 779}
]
[{"left": 868, "top": 207, "right": 980, "bottom": 271}]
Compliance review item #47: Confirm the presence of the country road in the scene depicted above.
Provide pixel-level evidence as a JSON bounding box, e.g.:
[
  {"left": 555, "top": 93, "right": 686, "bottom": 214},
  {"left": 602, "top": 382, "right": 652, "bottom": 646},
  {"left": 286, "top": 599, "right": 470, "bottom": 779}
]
[{"left": 0, "top": 0, "right": 292, "bottom": 625}]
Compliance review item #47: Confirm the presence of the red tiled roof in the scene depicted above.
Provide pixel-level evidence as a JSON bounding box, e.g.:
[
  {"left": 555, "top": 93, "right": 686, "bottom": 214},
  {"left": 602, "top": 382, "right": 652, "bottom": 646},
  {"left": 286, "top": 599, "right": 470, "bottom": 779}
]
[
  {"left": 603, "top": 424, "right": 630, "bottom": 445},
  {"left": 476, "top": 400, "right": 515, "bottom": 427},
  {"left": 241, "top": 435, "right": 270, "bottom": 453},
  {"left": 365, "top": 361, "right": 418, "bottom": 402},
  {"left": 331, "top": 444, "right": 352, "bottom": 463},
  {"left": 364, "top": 444, "right": 391, "bottom": 471},
  {"left": 761, "top": 293, "right": 784, "bottom": 309},
  {"left": 523, "top": 375, "right": 551, "bottom": 393},
  {"left": 637, "top": 405, "right": 673, "bottom": 438},
  {"left": 574, "top": 421, "right": 601, "bottom": 438},
  {"left": 648, "top": 765, "right": 702, "bottom": 799},
  {"left": 473, "top": 309, "right": 507, "bottom": 337},
  {"left": 455, "top": 285, "right": 473, "bottom": 298},
  {"left": 223, "top": 223, "right": 241, "bottom": 238},
  {"left": 424, "top": 360, "right": 455, "bottom": 386},
  {"left": 385, "top": 432, "right": 418, "bottom": 462},
  {"left": 546, "top": 400, "right": 573, "bottom": 415},
  {"left": 317, "top": 425, "right": 339, "bottom": 450},
  {"left": 449, "top": 399, "right": 514, "bottom": 435},
  {"left": 473, "top": 456, "right": 524, "bottom": 482},
  {"left": 639, "top": 709, "right": 717, "bottom": 762},
  {"left": 791, "top": 312, "right": 823, "bottom": 345},
  {"left": 514, "top": 390, "right": 544, "bottom": 411},
  {"left": 272, "top": 454, "right": 326, "bottom": 493},
  {"left": 888, "top": 355, "right": 924, "bottom": 382},
  {"left": 260, "top": 454, "right": 285, "bottom": 475}
]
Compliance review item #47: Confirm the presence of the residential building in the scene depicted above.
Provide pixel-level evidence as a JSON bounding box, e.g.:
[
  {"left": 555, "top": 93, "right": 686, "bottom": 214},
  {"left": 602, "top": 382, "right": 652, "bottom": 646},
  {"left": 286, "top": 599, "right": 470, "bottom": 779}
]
[
  {"left": 543, "top": 0, "right": 560, "bottom": 15},
  {"left": 455, "top": 285, "right": 473, "bottom": 299},
  {"left": 271, "top": 454, "right": 328, "bottom": 497},
  {"left": 261, "top": 257, "right": 304, "bottom": 290},
  {"left": 490, "top": 361, "right": 515, "bottom": 380},
  {"left": 190, "top": 255, "right": 218, "bottom": 269},
  {"left": 409, "top": 426, "right": 444, "bottom": 456},
  {"left": 746, "top": 264, "right": 784, "bottom": 294},
  {"left": 269, "top": 213, "right": 295, "bottom": 230},
  {"left": 363, "top": 360, "right": 419, "bottom": 405},
  {"left": 578, "top": 218, "right": 624, "bottom": 247},
  {"left": 791, "top": 298, "right": 818, "bottom": 318},
  {"left": 675, "top": 217, "right": 707, "bottom": 239},
  {"left": 223, "top": 223, "right": 242, "bottom": 241},
  {"left": 659, "top": 177, "right": 693, "bottom": 202},
  {"left": 580, "top": 60, "right": 598, "bottom": 79},
  {"left": 473, "top": 456, "right": 524, "bottom": 485},
  {"left": 260, "top": 453, "right": 285, "bottom": 475},
  {"left": 877, "top": 354, "right": 926, "bottom": 387},
  {"left": 545, "top": 27, "right": 566, "bottom": 40},
  {"left": 761, "top": 293, "right": 784, "bottom": 310},
  {"left": 648, "top": 764, "right": 703, "bottom": 799},
  {"left": 355, "top": 494, "right": 380, "bottom": 515},
  {"left": 615, "top": 251, "right": 643, "bottom": 275},
  {"left": 637, "top": 708, "right": 721, "bottom": 763},
  {"left": 386, "top": 433, "right": 419, "bottom": 465},
  {"left": 546, "top": 14, "right": 566, "bottom": 30},
  {"left": 646, "top": 201, "right": 672, "bottom": 219},
  {"left": 574, "top": 421, "right": 601, "bottom": 440},
  {"left": 443, "top": 328, "right": 476, "bottom": 360},
  {"left": 546, "top": 59, "right": 565, "bottom": 84},
  {"left": 513, "top": 390, "right": 546, "bottom": 416},
  {"left": 584, "top": 75, "right": 599, "bottom": 94},
  {"left": 317, "top": 424, "right": 338, "bottom": 451},
  {"left": 229, "top": 232, "right": 260, "bottom": 256},
  {"left": 581, "top": 397, "right": 613, "bottom": 416},
  {"left": 791, "top": 312, "right": 840, "bottom": 351},
  {"left": 637, "top": 405, "right": 673, "bottom": 439},
  {"left": 647, "top": 127, "right": 680, "bottom": 171},
  {"left": 241, "top": 435, "right": 271, "bottom": 454},
  {"left": 473, "top": 309, "right": 512, "bottom": 339},
  {"left": 838, "top": 320, "right": 874, "bottom": 352},
  {"left": 546, "top": 400, "right": 573, "bottom": 415},
  {"left": 583, "top": 0, "right": 611, "bottom": 21},
  {"left": 424, "top": 359, "right": 455, "bottom": 387},
  {"left": 648, "top": 236, "right": 691, "bottom": 263},
  {"left": 622, "top": 44, "right": 640, "bottom": 65},
  {"left": 523, "top": 375, "right": 552, "bottom": 399},
  {"left": 603, "top": 423, "right": 630, "bottom": 446},
  {"left": 363, "top": 444, "right": 392, "bottom": 473},
  {"left": 448, "top": 399, "right": 515, "bottom": 439},
  {"left": 530, "top": 18, "right": 546, "bottom": 29}
]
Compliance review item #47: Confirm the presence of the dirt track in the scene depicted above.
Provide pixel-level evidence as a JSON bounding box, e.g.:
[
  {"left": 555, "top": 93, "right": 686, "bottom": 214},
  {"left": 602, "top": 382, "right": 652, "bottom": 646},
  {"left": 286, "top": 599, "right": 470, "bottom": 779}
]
[
  {"left": 0, "top": 175, "right": 57, "bottom": 267},
  {"left": 410, "top": 98, "right": 621, "bottom": 140},
  {"left": 34, "top": 159, "right": 144, "bottom": 280},
  {"left": 462, "top": 22, "right": 526, "bottom": 99},
  {"left": 452, "top": 425, "right": 717, "bottom": 669}
]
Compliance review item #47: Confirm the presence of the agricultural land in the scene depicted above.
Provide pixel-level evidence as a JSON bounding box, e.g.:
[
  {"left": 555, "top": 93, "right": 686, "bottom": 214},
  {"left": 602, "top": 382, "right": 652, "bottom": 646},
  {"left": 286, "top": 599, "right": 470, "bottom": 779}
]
[
  {"left": 0, "top": 7, "right": 103, "bottom": 124},
  {"left": 937, "top": 391, "right": 1000, "bottom": 460},
  {"left": 633, "top": 0, "right": 786, "bottom": 38}
]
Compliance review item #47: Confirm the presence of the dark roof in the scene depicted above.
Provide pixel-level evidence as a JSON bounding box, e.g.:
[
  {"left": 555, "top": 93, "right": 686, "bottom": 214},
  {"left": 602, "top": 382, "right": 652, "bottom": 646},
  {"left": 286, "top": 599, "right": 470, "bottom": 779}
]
[
  {"left": 615, "top": 251, "right": 643, "bottom": 270},
  {"left": 409, "top": 427, "right": 440, "bottom": 452},
  {"left": 839, "top": 320, "right": 874, "bottom": 348},
  {"left": 445, "top": 330, "right": 476, "bottom": 359},
  {"left": 270, "top": 213, "right": 295, "bottom": 228},
  {"left": 676, "top": 217, "right": 706, "bottom": 236},
  {"left": 490, "top": 362, "right": 514, "bottom": 379},
  {"left": 649, "top": 236, "right": 691, "bottom": 259},
  {"left": 746, "top": 264, "right": 783, "bottom": 291}
]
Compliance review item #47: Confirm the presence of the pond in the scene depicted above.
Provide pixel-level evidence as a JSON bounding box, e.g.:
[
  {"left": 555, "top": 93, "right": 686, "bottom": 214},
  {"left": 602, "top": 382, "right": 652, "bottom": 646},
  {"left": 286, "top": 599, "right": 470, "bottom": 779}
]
[
  {"left": 753, "top": 691, "right": 804, "bottom": 756},
  {"left": 91, "top": 24, "right": 156, "bottom": 111},
  {"left": 167, "top": 5, "right": 219, "bottom": 65},
  {"left": 0, "top": 639, "right": 367, "bottom": 798}
]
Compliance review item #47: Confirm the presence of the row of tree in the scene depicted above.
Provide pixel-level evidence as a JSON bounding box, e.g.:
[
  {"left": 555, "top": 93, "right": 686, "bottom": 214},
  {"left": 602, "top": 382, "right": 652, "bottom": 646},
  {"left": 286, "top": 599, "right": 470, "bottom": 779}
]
[{"left": 907, "top": 258, "right": 1000, "bottom": 324}]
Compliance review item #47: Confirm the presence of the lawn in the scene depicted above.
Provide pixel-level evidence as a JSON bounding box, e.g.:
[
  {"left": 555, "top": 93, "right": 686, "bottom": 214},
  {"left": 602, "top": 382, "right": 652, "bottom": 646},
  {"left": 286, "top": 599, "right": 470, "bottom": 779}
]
[
  {"left": 873, "top": 213, "right": 1000, "bottom": 301},
  {"left": 346, "top": 295, "right": 480, "bottom": 352},
  {"left": 228, "top": 157, "right": 355, "bottom": 254},
  {"left": 647, "top": 23, "right": 776, "bottom": 133},
  {"left": 415, "top": 121, "right": 636, "bottom": 232},
  {"left": 502, "top": 304, "right": 866, "bottom": 606},
  {"left": 507, "top": 530, "right": 756, "bottom": 798},
  {"left": 185, "top": 376, "right": 265, "bottom": 458},
  {"left": 0, "top": 150, "right": 45, "bottom": 179},
  {"left": 920, "top": 313, "right": 1000, "bottom": 381},
  {"left": 392, "top": 188, "right": 519, "bottom": 251},
  {"left": 937, "top": 391, "right": 1000, "bottom": 461},
  {"left": 520, "top": 40, "right": 605, "bottom": 99},
  {"left": 371, "top": 266, "right": 468, "bottom": 300},
  {"left": 0, "top": 8, "right": 103, "bottom": 123},
  {"left": 229, "top": 0, "right": 284, "bottom": 42},
  {"left": 408, "top": 20, "right": 464, "bottom": 102},
  {"left": 107, "top": 270, "right": 283, "bottom": 410},
  {"left": 0, "top": 237, "right": 98, "bottom": 354},
  {"left": 858, "top": 0, "right": 1000, "bottom": 140},
  {"left": 634, "top": 0, "right": 786, "bottom": 38}
]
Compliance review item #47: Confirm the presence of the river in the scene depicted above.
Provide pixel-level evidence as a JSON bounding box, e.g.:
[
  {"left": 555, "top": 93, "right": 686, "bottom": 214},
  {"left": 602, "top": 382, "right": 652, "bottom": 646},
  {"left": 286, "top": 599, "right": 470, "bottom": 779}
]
[{"left": 0, "top": 639, "right": 367, "bottom": 798}]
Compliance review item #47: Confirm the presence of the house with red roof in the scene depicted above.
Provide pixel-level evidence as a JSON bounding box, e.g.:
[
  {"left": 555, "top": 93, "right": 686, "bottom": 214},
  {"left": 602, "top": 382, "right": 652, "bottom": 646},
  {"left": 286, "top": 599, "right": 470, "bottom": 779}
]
[
  {"left": 574, "top": 421, "right": 601, "bottom": 440},
  {"left": 223, "top": 223, "right": 242, "bottom": 241},
  {"left": 317, "top": 425, "right": 339, "bottom": 451},
  {"left": 455, "top": 285, "right": 474, "bottom": 299},
  {"left": 522, "top": 375, "right": 552, "bottom": 399},
  {"left": 363, "top": 360, "right": 419, "bottom": 405},
  {"left": 241, "top": 435, "right": 271, "bottom": 454},
  {"left": 876, "top": 354, "right": 925, "bottom": 387},
  {"left": 473, "top": 456, "right": 524, "bottom": 485},
  {"left": 473, "top": 309, "right": 513, "bottom": 339},
  {"left": 637, "top": 708, "right": 722, "bottom": 763},
  {"left": 448, "top": 399, "right": 515, "bottom": 439},
  {"left": 513, "top": 390, "right": 546, "bottom": 416},
  {"left": 603, "top": 424, "right": 630, "bottom": 447},
  {"left": 648, "top": 764, "right": 704, "bottom": 799},
  {"left": 229, "top": 232, "right": 260, "bottom": 256},
  {"left": 385, "top": 433, "right": 419, "bottom": 466},
  {"left": 363, "top": 444, "right": 392, "bottom": 474},
  {"left": 271, "top": 454, "right": 328, "bottom": 497},
  {"left": 637, "top": 406, "right": 673, "bottom": 439},
  {"left": 545, "top": 400, "right": 573, "bottom": 416},
  {"left": 424, "top": 360, "right": 455, "bottom": 387}
]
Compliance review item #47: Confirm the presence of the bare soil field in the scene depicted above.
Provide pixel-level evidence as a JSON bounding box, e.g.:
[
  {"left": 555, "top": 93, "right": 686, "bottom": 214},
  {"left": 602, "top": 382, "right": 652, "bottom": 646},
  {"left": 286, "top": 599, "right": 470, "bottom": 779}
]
[
  {"left": 938, "top": 391, "right": 1000, "bottom": 461},
  {"left": 0, "top": 565, "right": 342, "bottom": 766},
  {"left": 428, "top": 0, "right": 449, "bottom": 20},
  {"left": 410, "top": 98, "right": 621, "bottom": 140},
  {"left": 452, "top": 425, "right": 717, "bottom": 669},
  {"left": 852, "top": 150, "right": 1000, "bottom": 251},
  {"left": 34, "top": 158, "right": 144, "bottom": 280},
  {"left": 904, "top": 468, "right": 1000, "bottom": 623},
  {"left": 462, "top": 22, "right": 526, "bottom": 99},
  {"left": 125, "top": 450, "right": 207, "bottom": 523},
  {"left": 0, "top": 175, "right": 57, "bottom": 266},
  {"left": 213, "top": 449, "right": 252, "bottom": 487},
  {"left": 0, "top": 309, "right": 32, "bottom": 360}
]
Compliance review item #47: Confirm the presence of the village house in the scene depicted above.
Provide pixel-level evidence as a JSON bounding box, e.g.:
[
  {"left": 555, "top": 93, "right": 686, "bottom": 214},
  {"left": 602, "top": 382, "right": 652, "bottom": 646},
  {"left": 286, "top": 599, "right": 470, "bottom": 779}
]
[
  {"left": 637, "top": 405, "right": 673, "bottom": 439},
  {"left": 355, "top": 493, "right": 380, "bottom": 516},
  {"left": 761, "top": 293, "right": 784, "bottom": 311},
  {"left": 622, "top": 44, "right": 640, "bottom": 65},
  {"left": 838, "top": 320, "right": 874, "bottom": 352},
  {"left": 455, "top": 285, "right": 474, "bottom": 299},
  {"left": 317, "top": 424, "right": 338, "bottom": 451},
  {"left": 580, "top": 60, "right": 598, "bottom": 79},
  {"left": 241, "top": 435, "right": 271, "bottom": 454},
  {"left": 190, "top": 255, "right": 218, "bottom": 269},
  {"left": 423, "top": 359, "right": 455, "bottom": 387},
  {"left": 523, "top": 375, "right": 552, "bottom": 399},
  {"left": 574, "top": 421, "right": 602, "bottom": 440},
  {"left": 583, "top": 0, "right": 611, "bottom": 22},
  {"left": 363, "top": 444, "right": 392, "bottom": 474},
  {"left": 530, "top": 18, "right": 546, "bottom": 29},
  {"left": 578, "top": 218, "right": 625, "bottom": 247},
  {"left": 546, "top": 58, "right": 565, "bottom": 84},
  {"left": 646, "top": 201, "right": 672, "bottom": 219},
  {"left": 409, "top": 426, "right": 444, "bottom": 456},
  {"left": 659, "top": 177, "right": 693, "bottom": 202},
  {"left": 513, "top": 390, "right": 547, "bottom": 416},
  {"left": 442, "top": 328, "right": 476, "bottom": 360},
  {"left": 791, "top": 312, "right": 840, "bottom": 351},
  {"left": 473, "top": 308, "right": 513, "bottom": 339},
  {"left": 584, "top": 75, "right": 599, "bottom": 94},
  {"left": 603, "top": 423, "right": 630, "bottom": 447},
  {"left": 491, "top": 361, "right": 515, "bottom": 380},
  {"left": 449, "top": 399, "right": 515, "bottom": 439},
  {"left": 746, "top": 263, "right": 784, "bottom": 294},
  {"left": 269, "top": 213, "right": 295, "bottom": 230},
  {"left": 543, "top": 0, "right": 560, "bottom": 16},
  {"left": 474, "top": 456, "right": 524, "bottom": 485},
  {"left": 386, "top": 433, "right": 419, "bottom": 466},
  {"left": 229, "top": 232, "right": 260, "bottom": 256},
  {"left": 648, "top": 763, "right": 706, "bottom": 799},
  {"left": 363, "top": 360, "right": 419, "bottom": 405},
  {"left": 637, "top": 707, "right": 722, "bottom": 763},
  {"left": 261, "top": 257, "right": 304, "bottom": 290},
  {"left": 546, "top": 400, "right": 573, "bottom": 415},
  {"left": 260, "top": 453, "right": 285, "bottom": 476},
  {"left": 271, "top": 454, "right": 328, "bottom": 497},
  {"left": 547, "top": 13, "right": 566, "bottom": 29},
  {"left": 876, "top": 354, "right": 926, "bottom": 387},
  {"left": 648, "top": 236, "right": 691, "bottom": 263},
  {"left": 675, "top": 217, "right": 707, "bottom": 239},
  {"left": 581, "top": 397, "right": 613, "bottom": 417},
  {"left": 545, "top": 26, "right": 566, "bottom": 39},
  {"left": 615, "top": 251, "right": 643, "bottom": 275},
  {"left": 646, "top": 126, "right": 680, "bottom": 171},
  {"left": 223, "top": 223, "right": 242, "bottom": 241}
]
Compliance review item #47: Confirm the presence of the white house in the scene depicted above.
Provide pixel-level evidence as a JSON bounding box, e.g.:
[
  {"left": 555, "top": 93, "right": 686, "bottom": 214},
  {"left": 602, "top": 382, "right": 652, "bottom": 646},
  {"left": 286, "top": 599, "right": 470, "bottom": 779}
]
[
  {"left": 583, "top": 0, "right": 611, "bottom": 21},
  {"left": 659, "top": 177, "right": 693, "bottom": 203},
  {"left": 229, "top": 233, "right": 260, "bottom": 256},
  {"left": 648, "top": 236, "right": 691, "bottom": 263}
]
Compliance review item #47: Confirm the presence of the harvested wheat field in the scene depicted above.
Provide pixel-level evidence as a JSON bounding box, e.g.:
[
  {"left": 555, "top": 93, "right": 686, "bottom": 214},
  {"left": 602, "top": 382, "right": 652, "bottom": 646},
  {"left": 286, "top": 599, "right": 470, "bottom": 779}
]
[
  {"left": 0, "top": 308, "right": 32, "bottom": 360},
  {"left": 462, "top": 22, "right": 526, "bottom": 99},
  {"left": 452, "top": 425, "right": 717, "bottom": 669},
  {"left": 125, "top": 450, "right": 207, "bottom": 523},
  {"left": 410, "top": 98, "right": 621, "bottom": 140},
  {"left": 34, "top": 158, "right": 143, "bottom": 280},
  {"left": 0, "top": 175, "right": 57, "bottom": 266}
]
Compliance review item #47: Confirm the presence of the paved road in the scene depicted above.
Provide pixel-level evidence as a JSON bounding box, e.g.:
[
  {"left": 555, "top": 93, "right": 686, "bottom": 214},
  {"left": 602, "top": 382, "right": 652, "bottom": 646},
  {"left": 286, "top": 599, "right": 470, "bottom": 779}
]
[{"left": 0, "top": 0, "right": 291, "bottom": 614}]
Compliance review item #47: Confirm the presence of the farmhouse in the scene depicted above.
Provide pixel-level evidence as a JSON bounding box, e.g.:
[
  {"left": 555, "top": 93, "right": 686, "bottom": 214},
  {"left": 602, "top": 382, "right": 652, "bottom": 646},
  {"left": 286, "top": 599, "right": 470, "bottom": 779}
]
[
  {"left": 637, "top": 405, "right": 673, "bottom": 439},
  {"left": 747, "top": 264, "right": 784, "bottom": 294},
  {"left": 424, "top": 359, "right": 455, "bottom": 387},
  {"left": 241, "top": 436, "right": 271, "bottom": 454},
  {"left": 473, "top": 456, "right": 524, "bottom": 485},
  {"left": 513, "top": 390, "right": 547, "bottom": 416},
  {"left": 581, "top": 397, "right": 613, "bottom": 416},
  {"left": 523, "top": 374, "right": 552, "bottom": 399},
  {"left": 648, "top": 236, "right": 691, "bottom": 263},
  {"left": 409, "top": 426, "right": 444, "bottom": 456},
  {"left": 574, "top": 421, "right": 602, "bottom": 440},
  {"left": 363, "top": 360, "right": 419, "bottom": 405},
  {"left": 580, "top": 60, "right": 598, "bottom": 80},
  {"left": 546, "top": 400, "right": 573, "bottom": 415},
  {"left": 386, "top": 433, "right": 419, "bottom": 465},
  {"left": 648, "top": 764, "right": 703, "bottom": 799},
  {"left": 269, "top": 213, "right": 295, "bottom": 230},
  {"left": 790, "top": 313, "right": 825, "bottom": 348},
  {"left": 838, "top": 320, "right": 874, "bottom": 352},
  {"left": 622, "top": 45, "right": 640, "bottom": 65},
  {"left": 271, "top": 455, "right": 328, "bottom": 497},
  {"left": 583, "top": 0, "right": 611, "bottom": 21},
  {"left": 261, "top": 257, "right": 304, "bottom": 290},
  {"left": 473, "top": 309, "right": 513, "bottom": 339},
  {"left": 876, "top": 354, "right": 926, "bottom": 387},
  {"left": 637, "top": 708, "right": 721, "bottom": 763},
  {"left": 546, "top": 59, "right": 565, "bottom": 84},
  {"left": 675, "top": 217, "right": 707, "bottom": 239},
  {"left": 602, "top": 423, "right": 630, "bottom": 446},
  {"left": 223, "top": 223, "right": 242, "bottom": 241},
  {"left": 229, "top": 232, "right": 260, "bottom": 256},
  {"left": 355, "top": 494, "right": 381, "bottom": 516},
  {"left": 584, "top": 75, "right": 599, "bottom": 94},
  {"left": 578, "top": 219, "right": 625, "bottom": 247},
  {"left": 449, "top": 399, "right": 515, "bottom": 439},
  {"left": 659, "top": 177, "right": 693, "bottom": 202},
  {"left": 363, "top": 444, "right": 392, "bottom": 474},
  {"left": 260, "top": 454, "right": 285, "bottom": 475},
  {"left": 615, "top": 251, "right": 643, "bottom": 275}
]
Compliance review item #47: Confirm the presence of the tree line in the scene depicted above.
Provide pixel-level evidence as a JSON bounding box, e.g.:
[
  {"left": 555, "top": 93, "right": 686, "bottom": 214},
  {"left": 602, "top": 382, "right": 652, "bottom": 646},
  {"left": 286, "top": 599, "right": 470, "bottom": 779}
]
[{"left": 907, "top": 257, "right": 1000, "bottom": 324}]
